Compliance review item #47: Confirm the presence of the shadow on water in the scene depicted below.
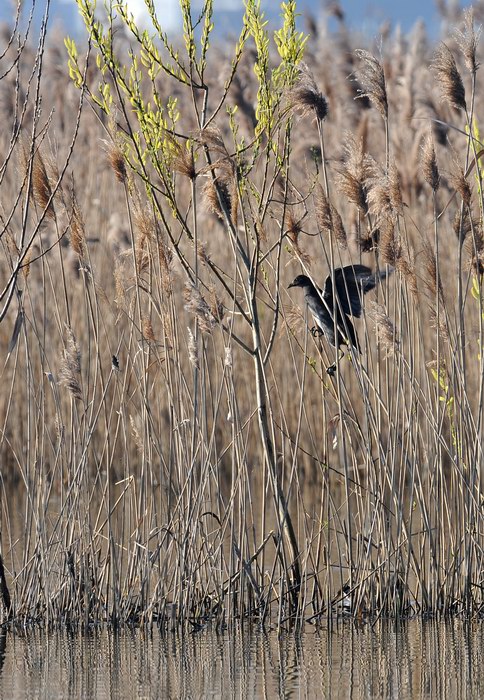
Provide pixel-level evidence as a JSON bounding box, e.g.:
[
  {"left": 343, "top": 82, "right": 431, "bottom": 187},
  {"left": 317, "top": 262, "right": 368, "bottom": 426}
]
[{"left": 0, "top": 620, "right": 482, "bottom": 698}]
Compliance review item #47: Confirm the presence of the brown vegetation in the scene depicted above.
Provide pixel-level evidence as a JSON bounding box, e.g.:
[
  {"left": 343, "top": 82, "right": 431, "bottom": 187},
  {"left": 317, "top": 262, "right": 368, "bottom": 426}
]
[{"left": 1, "top": 2, "right": 484, "bottom": 627}]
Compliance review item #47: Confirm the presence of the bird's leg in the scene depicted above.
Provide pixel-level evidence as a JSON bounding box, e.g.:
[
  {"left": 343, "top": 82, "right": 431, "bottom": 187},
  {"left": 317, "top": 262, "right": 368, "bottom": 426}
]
[
  {"left": 326, "top": 348, "right": 345, "bottom": 376},
  {"left": 310, "top": 325, "right": 323, "bottom": 337}
]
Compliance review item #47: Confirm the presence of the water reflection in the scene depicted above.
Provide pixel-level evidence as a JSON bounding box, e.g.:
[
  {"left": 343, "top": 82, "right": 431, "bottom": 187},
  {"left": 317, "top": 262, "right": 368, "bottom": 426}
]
[{"left": 0, "top": 620, "right": 482, "bottom": 698}]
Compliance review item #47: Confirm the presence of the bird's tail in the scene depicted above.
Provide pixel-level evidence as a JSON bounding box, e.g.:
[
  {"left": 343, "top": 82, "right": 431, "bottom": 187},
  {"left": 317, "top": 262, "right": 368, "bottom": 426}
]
[{"left": 360, "top": 265, "right": 394, "bottom": 294}]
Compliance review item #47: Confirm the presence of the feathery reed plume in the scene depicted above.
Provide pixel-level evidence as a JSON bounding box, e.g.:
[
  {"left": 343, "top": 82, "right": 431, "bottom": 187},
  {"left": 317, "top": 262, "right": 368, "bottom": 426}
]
[
  {"left": 157, "top": 233, "right": 173, "bottom": 295},
  {"left": 388, "top": 162, "right": 404, "bottom": 215},
  {"left": 453, "top": 207, "right": 473, "bottom": 244},
  {"left": 129, "top": 415, "right": 144, "bottom": 452},
  {"left": 203, "top": 178, "right": 232, "bottom": 221},
  {"left": 380, "top": 222, "right": 418, "bottom": 296},
  {"left": 290, "top": 64, "right": 328, "bottom": 122},
  {"left": 197, "top": 124, "right": 227, "bottom": 155},
  {"left": 422, "top": 239, "right": 444, "bottom": 303},
  {"left": 286, "top": 210, "right": 311, "bottom": 264},
  {"left": 314, "top": 183, "right": 347, "bottom": 248},
  {"left": 134, "top": 203, "right": 155, "bottom": 244},
  {"left": 70, "top": 196, "right": 87, "bottom": 259},
  {"left": 132, "top": 202, "right": 154, "bottom": 275},
  {"left": 22, "top": 248, "right": 31, "bottom": 280},
  {"left": 429, "top": 308, "right": 449, "bottom": 341},
  {"left": 197, "top": 242, "right": 211, "bottom": 268},
  {"left": 449, "top": 161, "right": 471, "bottom": 206},
  {"left": 106, "top": 139, "right": 127, "bottom": 184},
  {"left": 368, "top": 301, "right": 399, "bottom": 357},
  {"left": 421, "top": 132, "right": 440, "bottom": 191},
  {"left": 356, "top": 228, "right": 380, "bottom": 253},
  {"left": 400, "top": 255, "right": 419, "bottom": 299},
  {"left": 187, "top": 327, "right": 199, "bottom": 368},
  {"left": 286, "top": 210, "right": 303, "bottom": 246},
  {"left": 364, "top": 156, "right": 403, "bottom": 222},
  {"left": 172, "top": 140, "right": 196, "bottom": 180},
  {"left": 114, "top": 258, "right": 128, "bottom": 311},
  {"left": 32, "top": 150, "right": 55, "bottom": 219},
  {"left": 454, "top": 7, "right": 480, "bottom": 75},
  {"left": 184, "top": 284, "right": 217, "bottom": 333},
  {"left": 59, "top": 325, "right": 82, "bottom": 400},
  {"left": 431, "top": 43, "right": 467, "bottom": 111},
  {"left": 142, "top": 316, "right": 156, "bottom": 343},
  {"left": 354, "top": 49, "right": 388, "bottom": 120},
  {"left": 380, "top": 221, "right": 399, "bottom": 266},
  {"left": 159, "top": 307, "right": 174, "bottom": 348},
  {"left": 281, "top": 304, "right": 306, "bottom": 338},
  {"left": 135, "top": 235, "right": 150, "bottom": 276},
  {"left": 336, "top": 132, "right": 368, "bottom": 214},
  {"left": 198, "top": 126, "right": 238, "bottom": 224},
  {"left": 209, "top": 288, "right": 225, "bottom": 324}
]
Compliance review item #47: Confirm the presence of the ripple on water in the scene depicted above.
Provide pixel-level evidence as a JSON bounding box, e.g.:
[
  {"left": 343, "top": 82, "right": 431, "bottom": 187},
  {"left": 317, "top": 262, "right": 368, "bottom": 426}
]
[{"left": 0, "top": 620, "right": 483, "bottom": 699}]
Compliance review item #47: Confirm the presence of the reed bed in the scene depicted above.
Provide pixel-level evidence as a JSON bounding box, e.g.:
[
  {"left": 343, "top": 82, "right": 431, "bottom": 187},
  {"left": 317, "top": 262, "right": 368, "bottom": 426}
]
[{"left": 1, "top": 0, "right": 484, "bottom": 628}]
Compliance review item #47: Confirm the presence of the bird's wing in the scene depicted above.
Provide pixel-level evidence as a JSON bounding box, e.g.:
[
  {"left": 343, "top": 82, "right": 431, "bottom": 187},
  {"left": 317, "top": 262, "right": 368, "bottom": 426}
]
[
  {"left": 323, "top": 266, "right": 369, "bottom": 317},
  {"left": 324, "top": 265, "right": 390, "bottom": 318}
]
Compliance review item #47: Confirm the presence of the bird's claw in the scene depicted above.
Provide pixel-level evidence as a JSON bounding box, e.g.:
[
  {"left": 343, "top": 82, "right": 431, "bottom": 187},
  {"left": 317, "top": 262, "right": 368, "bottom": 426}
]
[{"left": 310, "top": 326, "right": 323, "bottom": 338}]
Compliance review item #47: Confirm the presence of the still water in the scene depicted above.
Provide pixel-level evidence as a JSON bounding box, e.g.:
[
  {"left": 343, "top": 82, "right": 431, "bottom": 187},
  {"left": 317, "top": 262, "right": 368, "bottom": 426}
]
[{"left": 0, "top": 620, "right": 482, "bottom": 698}]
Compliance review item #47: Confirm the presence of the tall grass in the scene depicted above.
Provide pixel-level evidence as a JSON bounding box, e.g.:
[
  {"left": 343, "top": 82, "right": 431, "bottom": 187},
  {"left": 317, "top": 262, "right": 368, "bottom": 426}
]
[{"left": 1, "top": 1, "right": 484, "bottom": 627}]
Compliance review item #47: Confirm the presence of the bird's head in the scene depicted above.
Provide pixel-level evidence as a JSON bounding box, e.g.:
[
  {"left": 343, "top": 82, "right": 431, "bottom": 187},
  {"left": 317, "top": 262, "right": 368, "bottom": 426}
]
[{"left": 288, "top": 274, "right": 311, "bottom": 289}]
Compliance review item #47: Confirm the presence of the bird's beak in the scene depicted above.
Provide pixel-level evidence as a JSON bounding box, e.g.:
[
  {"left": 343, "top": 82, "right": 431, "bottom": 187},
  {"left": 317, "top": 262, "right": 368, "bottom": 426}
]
[{"left": 288, "top": 281, "right": 295, "bottom": 289}]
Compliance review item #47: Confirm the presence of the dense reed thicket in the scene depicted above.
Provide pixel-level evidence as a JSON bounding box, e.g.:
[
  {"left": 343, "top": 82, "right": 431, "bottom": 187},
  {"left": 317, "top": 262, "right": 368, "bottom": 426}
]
[{"left": 1, "top": 0, "right": 484, "bottom": 627}]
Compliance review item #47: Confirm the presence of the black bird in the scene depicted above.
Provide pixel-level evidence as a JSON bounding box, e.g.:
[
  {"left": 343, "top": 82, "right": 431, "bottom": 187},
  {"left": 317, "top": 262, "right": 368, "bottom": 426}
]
[{"left": 288, "top": 265, "right": 391, "bottom": 374}]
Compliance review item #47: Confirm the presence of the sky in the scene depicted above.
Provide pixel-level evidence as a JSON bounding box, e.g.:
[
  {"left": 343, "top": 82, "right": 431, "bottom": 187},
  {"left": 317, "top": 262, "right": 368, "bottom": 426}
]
[
  {"left": 117, "top": 0, "right": 446, "bottom": 35},
  {"left": 0, "top": 0, "right": 467, "bottom": 38}
]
